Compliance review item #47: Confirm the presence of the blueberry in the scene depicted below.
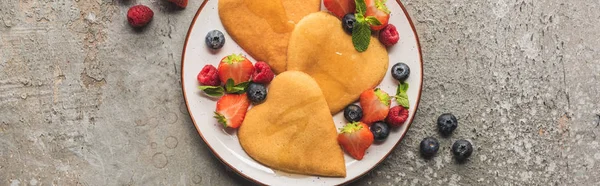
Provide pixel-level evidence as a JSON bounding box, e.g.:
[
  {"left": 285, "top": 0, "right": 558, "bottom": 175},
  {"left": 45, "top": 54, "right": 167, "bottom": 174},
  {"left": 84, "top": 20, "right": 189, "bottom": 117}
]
[
  {"left": 246, "top": 83, "right": 267, "bottom": 104},
  {"left": 205, "top": 30, "right": 225, "bottom": 50},
  {"left": 419, "top": 137, "right": 439, "bottom": 159},
  {"left": 437, "top": 113, "right": 458, "bottom": 136},
  {"left": 370, "top": 122, "right": 390, "bottom": 142},
  {"left": 343, "top": 104, "right": 363, "bottom": 122},
  {"left": 342, "top": 13, "right": 356, "bottom": 34},
  {"left": 452, "top": 139, "right": 473, "bottom": 162},
  {"left": 391, "top": 63, "right": 410, "bottom": 82}
]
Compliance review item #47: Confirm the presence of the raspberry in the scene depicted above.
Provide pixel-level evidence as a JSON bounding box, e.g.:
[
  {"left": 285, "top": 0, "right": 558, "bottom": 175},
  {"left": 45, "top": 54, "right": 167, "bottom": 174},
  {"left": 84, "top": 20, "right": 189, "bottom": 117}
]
[
  {"left": 197, "top": 65, "right": 221, "bottom": 86},
  {"left": 386, "top": 106, "right": 408, "bottom": 127},
  {"left": 252, "top": 61, "right": 274, "bottom": 84},
  {"left": 127, "top": 5, "right": 154, "bottom": 28},
  {"left": 379, "top": 24, "right": 399, "bottom": 47},
  {"left": 168, "top": 0, "right": 188, "bottom": 8}
]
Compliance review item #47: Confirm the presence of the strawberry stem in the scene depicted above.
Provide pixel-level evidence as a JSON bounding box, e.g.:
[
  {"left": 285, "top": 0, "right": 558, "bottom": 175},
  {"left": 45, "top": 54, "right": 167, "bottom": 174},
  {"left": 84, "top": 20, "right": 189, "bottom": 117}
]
[
  {"left": 340, "top": 122, "right": 364, "bottom": 133},
  {"left": 213, "top": 112, "right": 228, "bottom": 127},
  {"left": 375, "top": 0, "right": 391, "bottom": 14},
  {"left": 374, "top": 88, "right": 391, "bottom": 106},
  {"left": 223, "top": 54, "right": 245, "bottom": 64}
]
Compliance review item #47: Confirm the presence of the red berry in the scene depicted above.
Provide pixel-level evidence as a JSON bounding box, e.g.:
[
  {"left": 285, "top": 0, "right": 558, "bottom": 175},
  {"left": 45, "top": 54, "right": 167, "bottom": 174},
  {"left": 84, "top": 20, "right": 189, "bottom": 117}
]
[
  {"left": 127, "top": 5, "right": 154, "bottom": 28},
  {"left": 323, "top": 0, "right": 356, "bottom": 18},
  {"left": 214, "top": 94, "right": 250, "bottom": 129},
  {"left": 252, "top": 61, "right": 274, "bottom": 84},
  {"left": 218, "top": 54, "right": 255, "bottom": 85},
  {"left": 365, "top": 0, "right": 391, "bottom": 31},
  {"left": 168, "top": 0, "right": 188, "bottom": 8},
  {"left": 360, "top": 88, "right": 391, "bottom": 125},
  {"left": 386, "top": 106, "right": 408, "bottom": 127},
  {"left": 337, "top": 122, "right": 374, "bottom": 160},
  {"left": 197, "top": 65, "right": 221, "bottom": 86},
  {"left": 379, "top": 24, "right": 399, "bottom": 47}
]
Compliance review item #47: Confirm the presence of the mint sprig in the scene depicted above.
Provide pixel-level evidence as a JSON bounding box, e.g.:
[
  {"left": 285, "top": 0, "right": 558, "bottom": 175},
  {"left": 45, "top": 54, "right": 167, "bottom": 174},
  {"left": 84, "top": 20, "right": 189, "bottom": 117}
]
[
  {"left": 395, "top": 82, "right": 410, "bottom": 109},
  {"left": 224, "top": 79, "right": 250, "bottom": 94},
  {"left": 352, "top": 22, "right": 371, "bottom": 52},
  {"left": 199, "top": 78, "right": 250, "bottom": 96},
  {"left": 352, "top": 0, "right": 383, "bottom": 52},
  {"left": 199, "top": 86, "right": 225, "bottom": 97}
]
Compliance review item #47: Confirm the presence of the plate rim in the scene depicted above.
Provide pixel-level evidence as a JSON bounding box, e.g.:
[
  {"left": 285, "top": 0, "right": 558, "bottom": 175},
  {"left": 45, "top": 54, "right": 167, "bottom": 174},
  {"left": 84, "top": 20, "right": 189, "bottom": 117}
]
[{"left": 180, "top": 0, "right": 424, "bottom": 185}]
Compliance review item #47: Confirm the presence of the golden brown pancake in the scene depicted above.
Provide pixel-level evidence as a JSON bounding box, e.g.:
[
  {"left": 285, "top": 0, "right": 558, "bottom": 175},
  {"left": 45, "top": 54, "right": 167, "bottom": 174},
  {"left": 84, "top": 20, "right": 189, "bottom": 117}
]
[
  {"left": 218, "top": 0, "right": 321, "bottom": 74},
  {"left": 238, "top": 71, "right": 346, "bottom": 177},
  {"left": 287, "top": 12, "right": 389, "bottom": 114}
]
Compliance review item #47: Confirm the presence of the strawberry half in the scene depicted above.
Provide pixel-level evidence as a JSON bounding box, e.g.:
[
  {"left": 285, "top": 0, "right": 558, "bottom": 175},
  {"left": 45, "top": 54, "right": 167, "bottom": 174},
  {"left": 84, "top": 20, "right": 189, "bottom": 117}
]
[
  {"left": 324, "top": 0, "right": 356, "bottom": 18},
  {"left": 337, "top": 122, "right": 374, "bottom": 160},
  {"left": 365, "top": 0, "right": 390, "bottom": 31},
  {"left": 214, "top": 94, "right": 250, "bottom": 129},
  {"left": 168, "top": 0, "right": 188, "bottom": 8},
  {"left": 360, "top": 88, "right": 391, "bottom": 124},
  {"left": 218, "top": 54, "right": 255, "bottom": 85}
]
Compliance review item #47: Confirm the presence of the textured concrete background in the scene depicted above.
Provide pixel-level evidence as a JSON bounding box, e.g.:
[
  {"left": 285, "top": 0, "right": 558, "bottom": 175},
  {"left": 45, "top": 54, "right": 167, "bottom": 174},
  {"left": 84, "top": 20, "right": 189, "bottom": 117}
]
[{"left": 1, "top": 0, "right": 599, "bottom": 185}]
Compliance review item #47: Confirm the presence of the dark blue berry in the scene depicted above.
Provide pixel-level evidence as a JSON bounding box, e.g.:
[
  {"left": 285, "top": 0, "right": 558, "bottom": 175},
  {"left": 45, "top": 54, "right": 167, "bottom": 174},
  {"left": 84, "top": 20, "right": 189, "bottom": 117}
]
[
  {"left": 452, "top": 139, "right": 473, "bottom": 162},
  {"left": 205, "top": 30, "right": 225, "bottom": 50},
  {"left": 342, "top": 13, "right": 356, "bottom": 34},
  {"left": 370, "top": 122, "right": 390, "bottom": 142},
  {"left": 344, "top": 104, "right": 363, "bottom": 122},
  {"left": 437, "top": 113, "right": 458, "bottom": 136},
  {"left": 419, "top": 137, "right": 439, "bottom": 159},
  {"left": 391, "top": 63, "right": 410, "bottom": 82},
  {"left": 246, "top": 83, "right": 267, "bottom": 104}
]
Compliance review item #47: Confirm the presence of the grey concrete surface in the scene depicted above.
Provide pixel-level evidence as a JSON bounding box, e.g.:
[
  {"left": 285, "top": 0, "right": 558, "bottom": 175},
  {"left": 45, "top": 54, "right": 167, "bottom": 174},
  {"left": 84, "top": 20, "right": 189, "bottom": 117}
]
[{"left": 1, "top": 0, "right": 599, "bottom": 185}]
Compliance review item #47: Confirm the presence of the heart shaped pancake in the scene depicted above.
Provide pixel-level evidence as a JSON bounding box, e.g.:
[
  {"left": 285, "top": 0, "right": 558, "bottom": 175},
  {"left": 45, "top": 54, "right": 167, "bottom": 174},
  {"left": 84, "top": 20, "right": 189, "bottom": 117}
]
[
  {"left": 238, "top": 71, "right": 346, "bottom": 177},
  {"left": 287, "top": 12, "right": 389, "bottom": 114},
  {"left": 218, "top": 0, "right": 321, "bottom": 74}
]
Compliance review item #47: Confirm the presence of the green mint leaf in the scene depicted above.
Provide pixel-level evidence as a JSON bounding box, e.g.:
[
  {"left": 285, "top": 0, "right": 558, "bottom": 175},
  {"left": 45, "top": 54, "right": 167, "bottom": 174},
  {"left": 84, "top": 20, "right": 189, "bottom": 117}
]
[
  {"left": 398, "top": 82, "right": 409, "bottom": 92},
  {"left": 365, "top": 16, "right": 382, "bottom": 26},
  {"left": 235, "top": 81, "right": 250, "bottom": 90},
  {"left": 199, "top": 86, "right": 224, "bottom": 97},
  {"left": 352, "top": 22, "right": 371, "bottom": 52},
  {"left": 225, "top": 79, "right": 235, "bottom": 92},
  {"left": 395, "top": 82, "right": 410, "bottom": 108},
  {"left": 395, "top": 94, "right": 409, "bottom": 109},
  {"left": 355, "top": 0, "right": 367, "bottom": 15},
  {"left": 355, "top": 12, "right": 365, "bottom": 21},
  {"left": 225, "top": 81, "right": 250, "bottom": 94}
]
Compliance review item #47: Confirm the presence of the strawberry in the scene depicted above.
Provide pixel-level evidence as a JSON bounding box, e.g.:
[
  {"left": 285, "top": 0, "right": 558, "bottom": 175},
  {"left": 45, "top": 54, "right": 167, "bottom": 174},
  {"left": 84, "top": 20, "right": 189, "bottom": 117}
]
[
  {"left": 365, "top": 0, "right": 390, "bottom": 31},
  {"left": 168, "top": 0, "right": 188, "bottom": 8},
  {"left": 337, "top": 122, "right": 374, "bottom": 160},
  {"left": 218, "top": 54, "right": 255, "bottom": 85},
  {"left": 360, "top": 88, "right": 391, "bottom": 124},
  {"left": 127, "top": 5, "right": 154, "bottom": 28},
  {"left": 214, "top": 94, "right": 250, "bottom": 129},
  {"left": 324, "top": 0, "right": 356, "bottom": 19}
]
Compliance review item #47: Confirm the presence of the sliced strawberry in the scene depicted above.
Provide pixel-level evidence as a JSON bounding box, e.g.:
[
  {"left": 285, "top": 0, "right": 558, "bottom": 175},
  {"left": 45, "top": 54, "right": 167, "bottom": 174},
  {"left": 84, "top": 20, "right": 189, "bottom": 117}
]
[
  {"left": 337, "top": 122, "right": 374, "bottom": 160},
  {"left": 218, "top": 54, "right": 255, "bottom": 85},
  {"left": 214, "top": 94, "right": 250, "bottom": 129},
  {"left": 360, "top": 88, "right": 391, "bottom": 124},
  {"left": 365, "top": 0, "right": 390, "bottom": 31},
  {"left": 324, "top": 0, "right": 356, "bottom": 18},
  {"left": 168, "top": 0, "right": 188, "bottom": 8}
]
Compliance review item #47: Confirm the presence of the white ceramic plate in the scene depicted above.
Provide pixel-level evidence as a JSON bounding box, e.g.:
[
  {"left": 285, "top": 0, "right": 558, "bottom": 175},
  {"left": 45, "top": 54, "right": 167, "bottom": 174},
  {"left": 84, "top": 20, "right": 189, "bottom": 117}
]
[{"left": 181, "top": 0, "right": 423, "bottom": 185}]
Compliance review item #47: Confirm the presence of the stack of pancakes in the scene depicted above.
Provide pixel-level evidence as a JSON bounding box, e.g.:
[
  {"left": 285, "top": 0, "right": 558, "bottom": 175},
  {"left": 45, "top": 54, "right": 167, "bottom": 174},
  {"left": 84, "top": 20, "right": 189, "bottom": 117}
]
[{"left": 219, "top": 0, "right": 389, "bottom": 177}]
